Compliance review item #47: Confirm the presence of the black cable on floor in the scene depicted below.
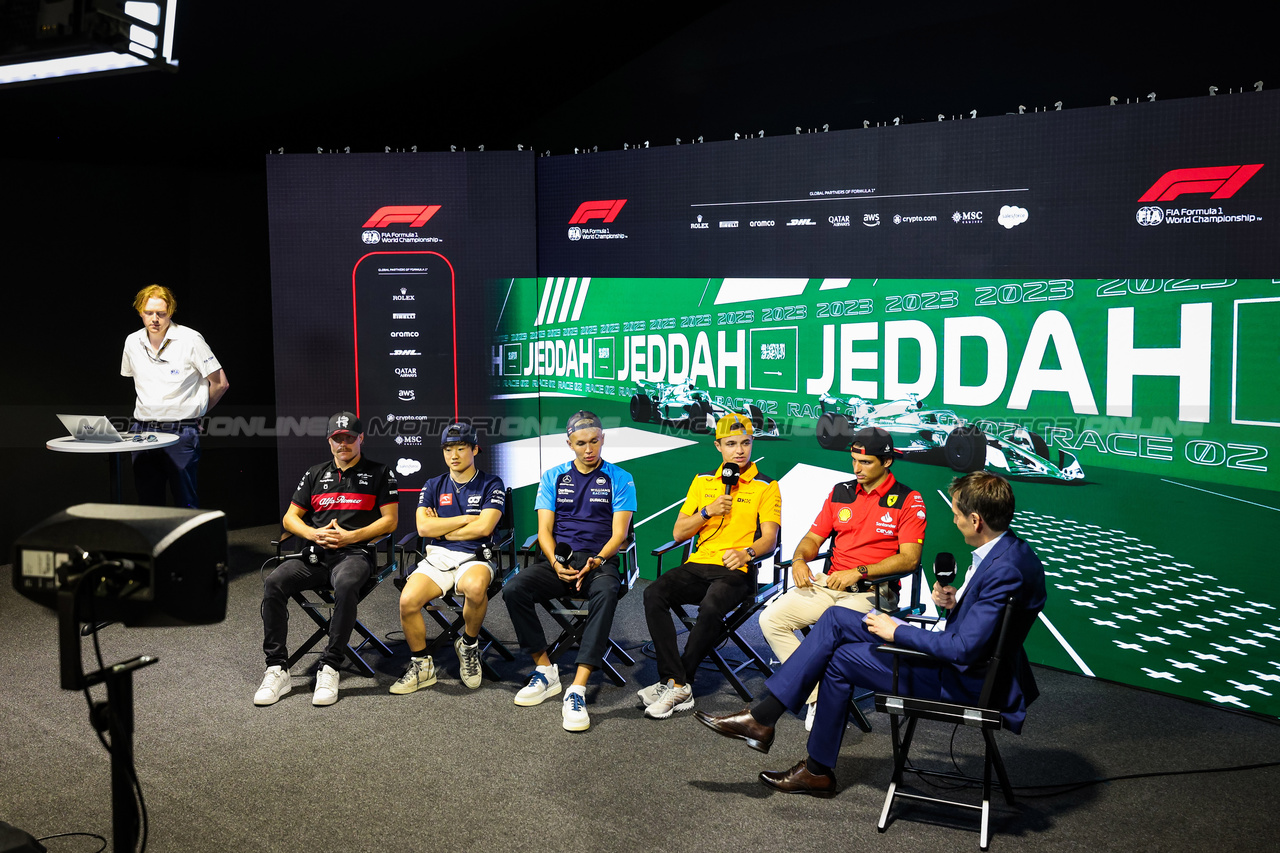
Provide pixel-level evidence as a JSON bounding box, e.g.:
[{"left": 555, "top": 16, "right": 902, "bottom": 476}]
[{"left": 34, "top": 831, "right": 108, "bottom": 852}]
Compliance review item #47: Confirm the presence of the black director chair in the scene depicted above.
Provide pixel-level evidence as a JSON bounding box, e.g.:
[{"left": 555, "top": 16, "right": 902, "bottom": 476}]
[
  {"left": 790, "top": 534, "right": 925, "bottom": 732},
  {"left": 521, "top": 529, "right": 640, "bottom": 686},
  {"left": 649, "top": 534, "right": 784, "bottom": 701},
  {"left": 394, "top": 487, "right": 518, "bottom": 681},
  {"left": 269, "top": 532, "right": 401, "bottom": 678},
  {"left": 873, "top": 594, "right": 1040, "bottom": 850}
]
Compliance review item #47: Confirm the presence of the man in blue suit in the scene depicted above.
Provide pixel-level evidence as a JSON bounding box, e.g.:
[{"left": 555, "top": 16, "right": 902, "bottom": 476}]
[{"left": 696, "top": 471, "right": 1046, "bottom": 797}]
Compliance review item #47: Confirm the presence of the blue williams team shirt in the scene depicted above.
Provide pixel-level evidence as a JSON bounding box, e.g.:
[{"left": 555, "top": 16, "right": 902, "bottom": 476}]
[
  {"left": 534, "top": 459, "right": 637, "bottom": 554},
  {"left": 417, "top": 469, "right": 507, "bottom": 554}
]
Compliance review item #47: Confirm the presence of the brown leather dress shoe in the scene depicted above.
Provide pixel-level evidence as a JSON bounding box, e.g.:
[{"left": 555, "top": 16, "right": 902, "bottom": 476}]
[
  {"left": 694, "top": 708, "right": 775, "bottom": 754},
  {"left": 759, "top": 760, "right": 838, "bottom": 798}
]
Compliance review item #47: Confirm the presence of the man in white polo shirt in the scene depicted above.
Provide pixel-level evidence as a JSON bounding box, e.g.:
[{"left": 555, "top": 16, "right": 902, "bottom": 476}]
[{"left": 120, "top": 285, "right": 229, "bottom": 508}]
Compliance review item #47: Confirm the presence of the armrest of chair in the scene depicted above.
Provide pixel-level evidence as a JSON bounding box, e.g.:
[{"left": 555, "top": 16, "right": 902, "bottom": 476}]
[
  {"left": 650, "top": 537, "right": 692, "bottom": 577},
  {"left": 774, "top": 549, "right": 831, "bottom": 592},
  {"left": 857, "top": 565, "right": 920, "bottom": 614}
]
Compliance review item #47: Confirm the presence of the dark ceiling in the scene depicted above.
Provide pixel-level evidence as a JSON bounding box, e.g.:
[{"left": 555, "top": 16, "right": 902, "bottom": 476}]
[{"left": 3, "top": 2, "right": 1276, "bottom": 167}]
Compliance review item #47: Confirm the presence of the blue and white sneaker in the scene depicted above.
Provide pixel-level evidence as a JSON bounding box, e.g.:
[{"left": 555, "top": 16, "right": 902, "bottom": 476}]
[
  {"left": 514, "top": 665, "right": 561, "bottom": 706},
  {"left": 562, "top": 687, "right": 590, "bottom": 731}
]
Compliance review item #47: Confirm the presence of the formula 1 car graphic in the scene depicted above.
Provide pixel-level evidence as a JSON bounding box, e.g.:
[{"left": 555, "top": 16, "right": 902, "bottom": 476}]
[
  {"left": 814, "top": 392, "right": 1084, "bottom": 482},
  {"left": 630, "top": 380, "right": 780, "bottom": 437}
]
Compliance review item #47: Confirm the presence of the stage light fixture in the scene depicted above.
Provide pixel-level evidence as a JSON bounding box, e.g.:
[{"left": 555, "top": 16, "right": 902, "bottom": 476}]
[{"left": 0, "top": 0, "right": 178, "bottom": 87}]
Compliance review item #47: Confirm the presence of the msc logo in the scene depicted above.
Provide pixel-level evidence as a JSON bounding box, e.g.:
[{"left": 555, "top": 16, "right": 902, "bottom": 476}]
[
  {"left": 362, "top": 205, "right": 442, "bottom": 228},
  {"left": 1138, "top": 164, "right": 1263, "bottom": 202},
  {"left": 568, "top": 199, "right": 627, "bottom": 224}
]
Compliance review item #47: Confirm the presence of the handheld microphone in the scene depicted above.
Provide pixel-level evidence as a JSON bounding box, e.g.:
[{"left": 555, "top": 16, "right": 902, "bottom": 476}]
[
  {"left": 933, "top": 552, "right": 957, "bottom": 587},
  {"left": 554, "top": 542, "right": 587, "bottom": 571},
  {"left": 720, "top": 461, "right": 741, "bottom": 495},
  {"left": 554, "top": 541, "right": 575, "bottom": 568}
]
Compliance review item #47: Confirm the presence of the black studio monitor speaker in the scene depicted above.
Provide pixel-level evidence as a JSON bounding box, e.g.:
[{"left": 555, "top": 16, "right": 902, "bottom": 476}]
[{"left": 12, "top": 503, "right": 228, "bottom": 627}]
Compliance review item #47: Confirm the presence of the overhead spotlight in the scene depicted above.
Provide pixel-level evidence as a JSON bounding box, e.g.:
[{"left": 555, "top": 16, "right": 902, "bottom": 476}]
[
  {"left": 0, "top": 0, "right": 179, "bottom": 87},
  {"left": 1054, "top": 101, "right": 1063, "bottom": 110},
  {"left": 1209, "top": 86, "right": 1218, "bottom": 96},
  {"left": 1147, "top": 92, "right": 1157, "bottom": 101}
]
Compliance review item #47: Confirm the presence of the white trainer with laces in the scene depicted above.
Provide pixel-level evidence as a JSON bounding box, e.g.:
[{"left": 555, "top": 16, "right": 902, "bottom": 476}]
[
  {"left": 313, "top": 664, "right": 340, "bottom": 706},
  {"left": 644, "top": 680, "right": 694, "bottom": 720},
  {"left": 390, "top": 656, "right": 437, "bottom": 695},
  {"left": 637, "top": 681, "right": 668, "bottom": 707},
  {"left": 254, "top": 666, "right": 291, "bottom": 706},
  {"left": 455, "top": 637, "right": 483, "bottom": 689},
  {"left": 562, "top": 688, "right": 590, "bottom": 732},
  {"left": 514, "top": 666, "right": 561, "bottom": 706}
]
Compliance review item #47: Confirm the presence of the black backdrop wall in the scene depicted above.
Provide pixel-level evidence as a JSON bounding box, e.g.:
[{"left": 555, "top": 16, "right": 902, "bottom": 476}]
[{"left": 3, "top": 1, "right": 1279, "bottom": 554}]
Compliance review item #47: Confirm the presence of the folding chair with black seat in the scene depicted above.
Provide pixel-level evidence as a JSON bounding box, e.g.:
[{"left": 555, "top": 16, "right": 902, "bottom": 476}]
[
  {"left": 269, "top": 532, "right": 401, "bottom": 678},
  {"left": 520, "top": 530, "right": 640, "bottom": 686},
  {"left": 649, "top": 535, "right": 784, "bottom": 701},
  {"left": 873, "top": 594, "right": 1036, "bottom": 850},
  {"left": 785, "top": 536, "right": 924, "bottom": 732},
  {"left": 393, "top": 487, "right": 519, "bottom": 681}
]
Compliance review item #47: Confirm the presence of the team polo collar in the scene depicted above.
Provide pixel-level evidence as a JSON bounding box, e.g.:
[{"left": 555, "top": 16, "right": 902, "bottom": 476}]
[
  {"left": 856, "top": 470, "right": 897, "bottom": 497},
  {"left": 139, "top": 322, "right": 178, "bottom": 361},
  {"left": 716, "top": 461, "right": 759, "bottom": 482}
]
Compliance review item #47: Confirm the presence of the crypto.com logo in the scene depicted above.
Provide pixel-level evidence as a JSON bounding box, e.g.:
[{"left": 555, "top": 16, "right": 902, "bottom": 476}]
[
  {"left": 568, "top": 199, "right": 627, "bottom": 224},
  {"left": 1138, "top": 165, "right": 1263, "bottom": 202},
  {"left": 362, "top": 205, "right": 442, "bottom": 228}
]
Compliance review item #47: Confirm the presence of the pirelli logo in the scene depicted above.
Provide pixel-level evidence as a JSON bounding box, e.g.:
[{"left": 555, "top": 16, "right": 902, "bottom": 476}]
[
  {"left": 568, "top": 199, "right": 627, "bottom": 224},
  {"left": 1138, "top": 165, "right": 1263, "bottom": 203}
]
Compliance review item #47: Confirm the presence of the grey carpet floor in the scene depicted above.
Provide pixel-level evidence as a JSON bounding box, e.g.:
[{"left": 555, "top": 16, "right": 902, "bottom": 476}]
[{"left": 3, "top": 524, "right": 1280, "bottom": 853}]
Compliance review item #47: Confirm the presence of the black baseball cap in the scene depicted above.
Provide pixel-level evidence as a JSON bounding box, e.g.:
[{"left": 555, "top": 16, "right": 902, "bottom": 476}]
[
  {"left": 850, "top": 426, "right": 896, "bottom": 458},
  {"left": 327, "top": 411, "right": 362, "bottom": 438},
  {"left": 441, "top": 422, "right": 480, "bottom": 451}
]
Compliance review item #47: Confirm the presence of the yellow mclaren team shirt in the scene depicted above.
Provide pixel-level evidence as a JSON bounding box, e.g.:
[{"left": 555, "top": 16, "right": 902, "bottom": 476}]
[{"left": 680, "top": 462, "right": 782, "bottom": 570}]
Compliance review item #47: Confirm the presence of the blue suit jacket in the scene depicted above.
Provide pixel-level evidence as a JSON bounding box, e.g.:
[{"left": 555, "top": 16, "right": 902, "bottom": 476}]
[{"left": 892, "top": 531, "right": 1047, "bottom": 733}]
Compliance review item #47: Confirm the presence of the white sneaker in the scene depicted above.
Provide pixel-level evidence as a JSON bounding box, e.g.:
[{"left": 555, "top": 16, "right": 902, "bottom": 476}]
[
  {"left": 313, "top": 664, "right": 340, "bottom": 706},
  {"left": 805, "top": 701, "right": 816, "bottom": 732},
  {"left": 644, "top": 681, "right": 694, "bottom": 720},
  {"left": 514, "top": 665, "right": 561, "bottom": 706},
  {"left": 455, "top": 637, "right": 483, "bottom": 690},
  {"left": 390, "top": 656, "right": 436, "bottom": 695},
  {"left": 253, "top": 665, "right": 291, "bottom": 706},
  {"left": 637, "top": 680, "right": 668, "bottom": 707},
  {"left": 562, "top": 688, "right": 590, "bottom": 731}
]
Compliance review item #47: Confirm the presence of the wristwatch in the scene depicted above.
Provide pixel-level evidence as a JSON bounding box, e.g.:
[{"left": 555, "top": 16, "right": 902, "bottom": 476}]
[
  {"left": 745, "top": 546, "right": 757, "bottom": 559},
  {"left": 700, "top": 506, "right": 711, "bottom": 519},
  {"left": 857, "top": 565, "right": 869, "bottom": 578}
]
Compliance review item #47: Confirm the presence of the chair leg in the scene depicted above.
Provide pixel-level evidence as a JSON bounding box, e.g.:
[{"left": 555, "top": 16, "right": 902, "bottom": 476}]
[
  {"left": 848, "top": 691, "right": 874, "bottom": 732},
  {"left": 984, "top": 728, "right": 1016, "bottom": 805}
]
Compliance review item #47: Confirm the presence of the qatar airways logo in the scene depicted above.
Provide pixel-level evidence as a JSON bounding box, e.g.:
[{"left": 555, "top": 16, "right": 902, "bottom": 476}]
[
  {"left": 363, "top": 205, "right": 442, "bottom": 228},
  {"left": 569, "top": 199, "right": 627, "bottom": 224},
  {"left": 1138, "top": 165, "right": 1263, "bottom": 202}
]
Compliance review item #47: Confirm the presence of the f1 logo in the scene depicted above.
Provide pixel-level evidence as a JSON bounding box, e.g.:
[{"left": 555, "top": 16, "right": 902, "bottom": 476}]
[
  {"left": 1138, "top": 165, "right": 1263, "bottom": 203},
  {"left": 363, "top": 205, "right": 441, "bottom": 228},
  {"left": 568, "top": 199, "right": 627, "bottom": 225}
]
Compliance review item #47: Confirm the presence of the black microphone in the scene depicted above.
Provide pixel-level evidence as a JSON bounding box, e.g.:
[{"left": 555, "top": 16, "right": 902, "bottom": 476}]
[
  {"left": 933, "top": 552, "right": 957, "bottom": 587},
  {"left": 554, "top": 542, "right": 586, "bottom": 571},
  {"left": 554, "top": 541, "right": 575, "bottom": 568},
  {"left": 720, "top": 461, "right": 741, "bottom": 495}
]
